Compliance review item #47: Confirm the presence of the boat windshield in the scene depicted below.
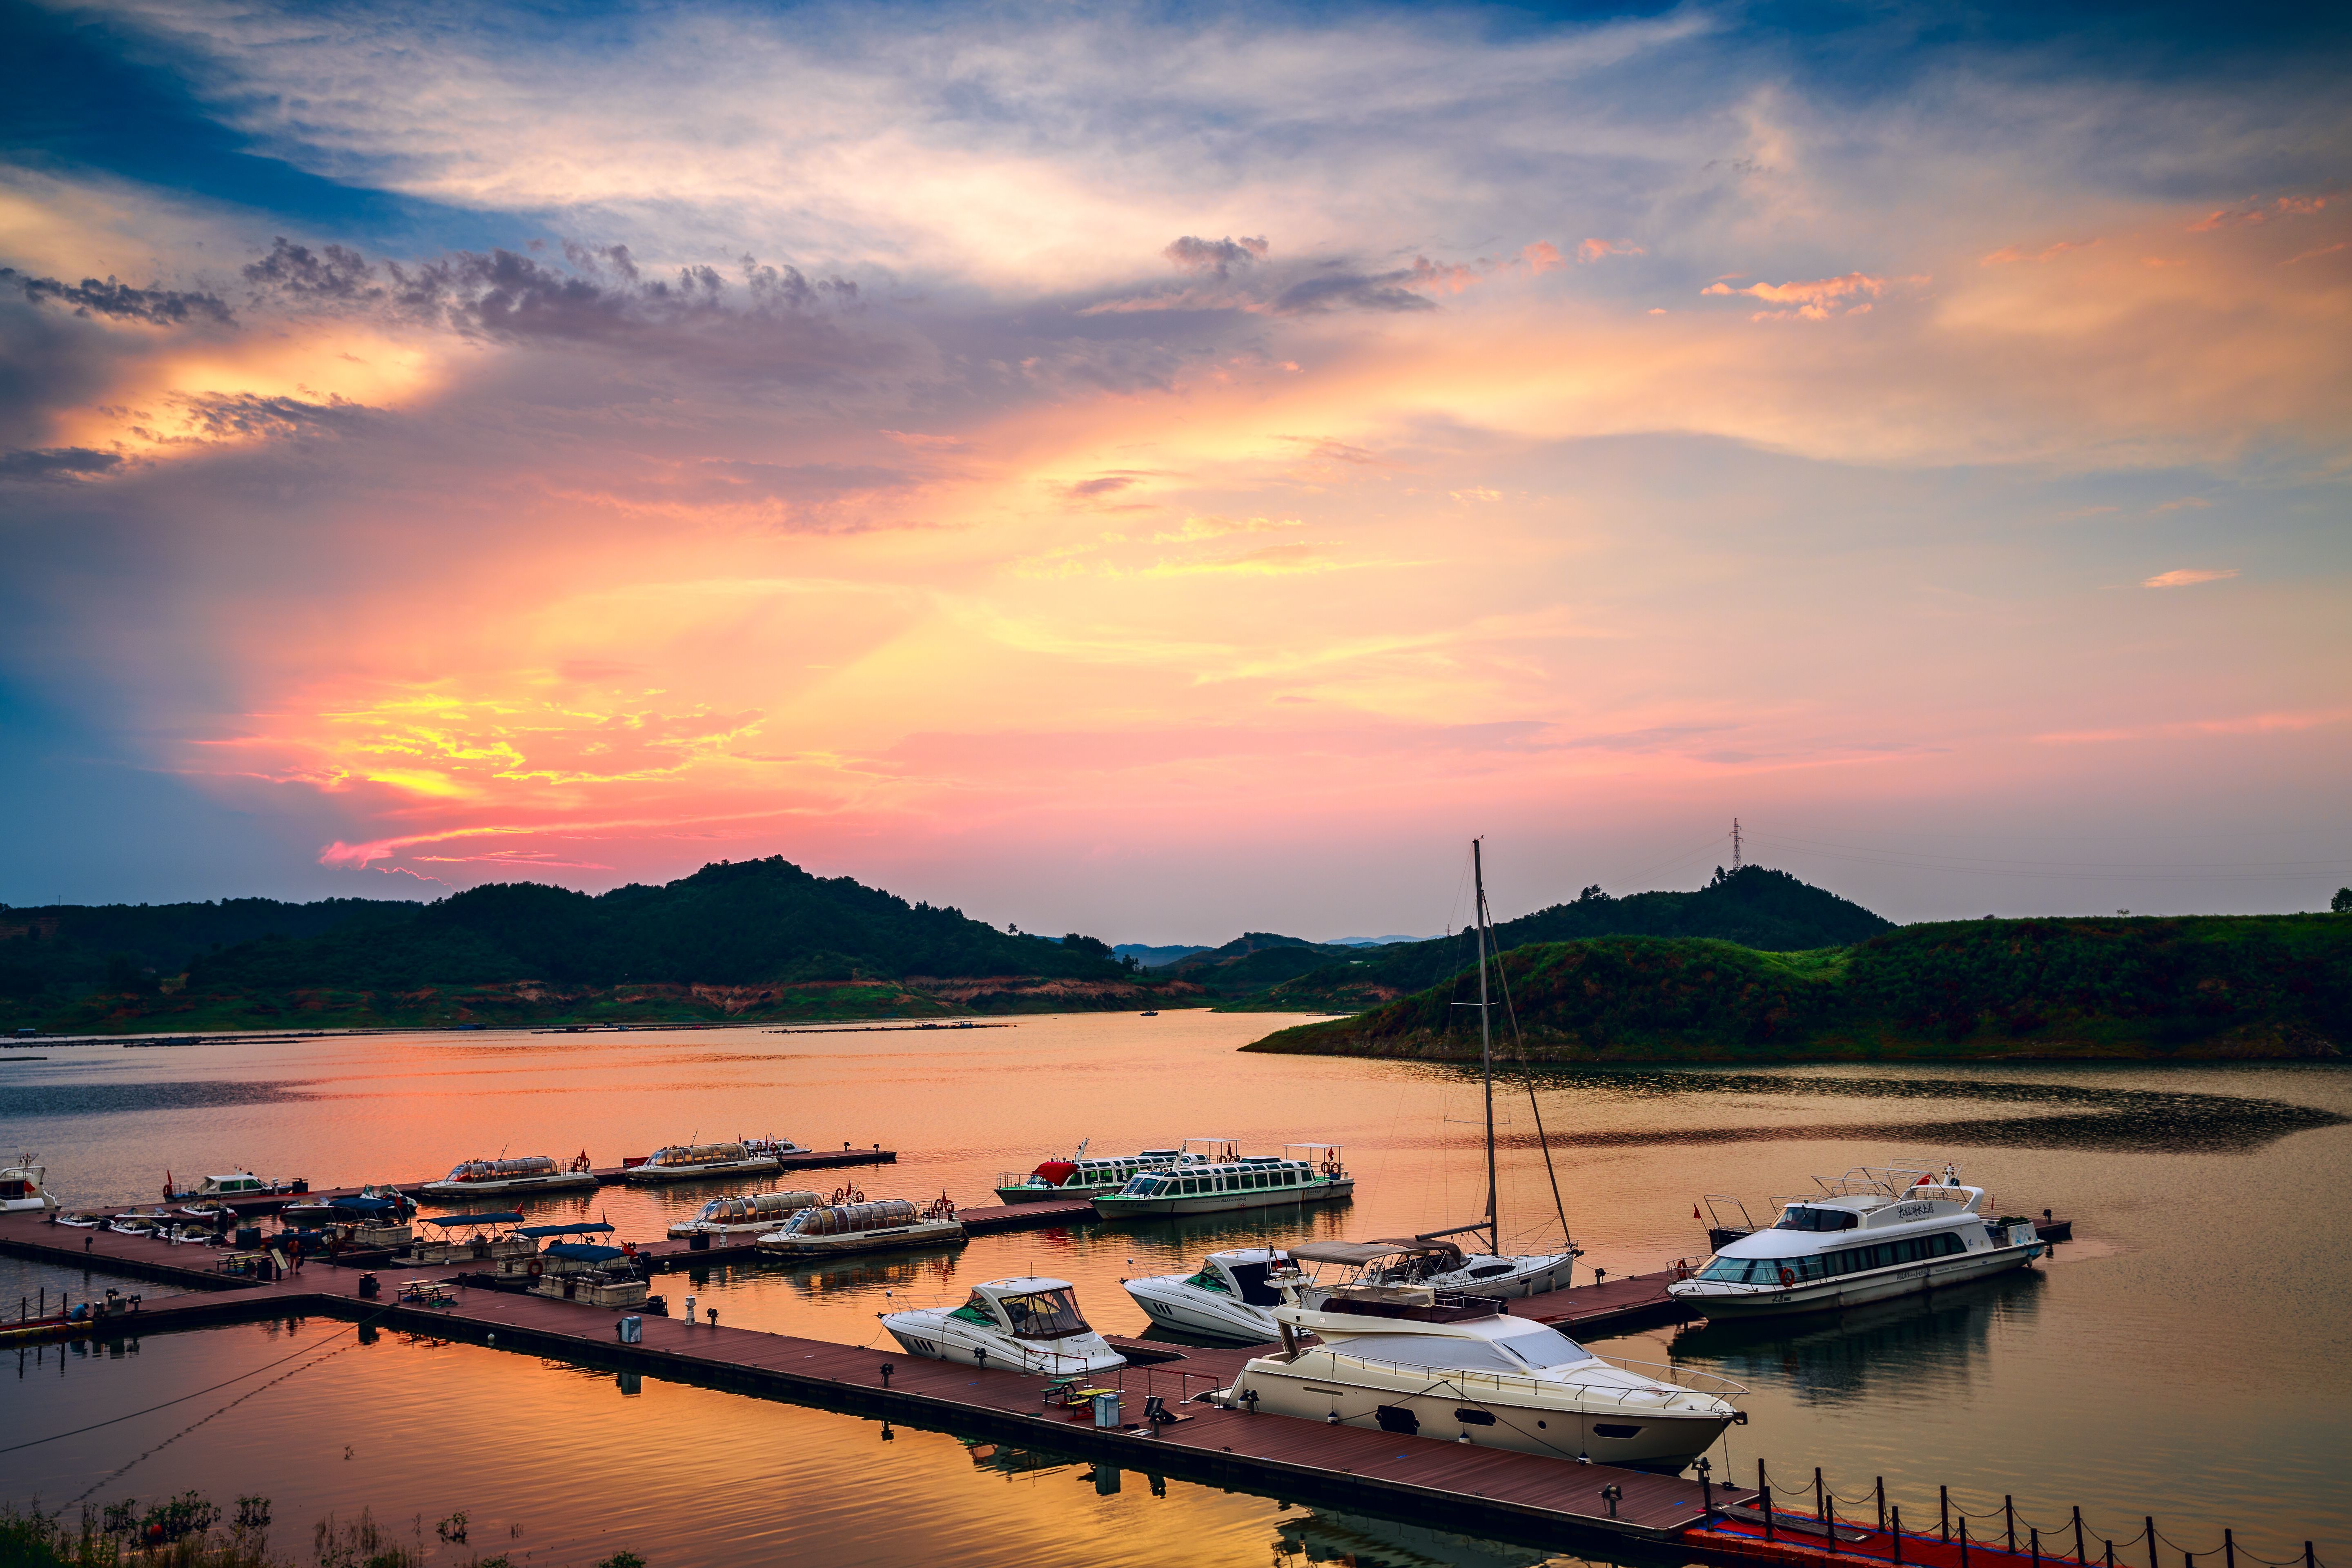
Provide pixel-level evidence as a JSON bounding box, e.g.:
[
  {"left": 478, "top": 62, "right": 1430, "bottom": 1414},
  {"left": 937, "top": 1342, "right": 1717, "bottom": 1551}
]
[
  {"left": 1776, "top": 1205, "right": 1859, "bottom": 1232},
  {"left": 1321, "top": 1334, "right": 1528, "bottom": 1374},
  {"left": 1496, "top": 1325, "right": 1593, "bottom": 1370},
  {"left": 997, "top": 1288, "right": 1089, "bottom": 1339}
]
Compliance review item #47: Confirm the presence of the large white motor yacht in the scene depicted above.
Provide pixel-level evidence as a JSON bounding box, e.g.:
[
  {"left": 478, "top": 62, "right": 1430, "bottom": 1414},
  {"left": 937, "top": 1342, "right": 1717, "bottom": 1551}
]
[
  {"left": 883, "top": 1277, "right": 1127, "bottom": 1374},
  {"left": 1667, "top": 1165, "right": 2043, "bottom": 1318},
  {"left": 1125, "top": 1247, "right": 1290, "bottom": 1341},
  {"left": 1218, "top": 1275, "right": 1745, "bottom": 1472},
  {"left": 1294, "top": 1238, "right": 1577, "bottom": 1302},
  {"left": 0, "top": 1156, "right": 57, "bottom": 1214}
]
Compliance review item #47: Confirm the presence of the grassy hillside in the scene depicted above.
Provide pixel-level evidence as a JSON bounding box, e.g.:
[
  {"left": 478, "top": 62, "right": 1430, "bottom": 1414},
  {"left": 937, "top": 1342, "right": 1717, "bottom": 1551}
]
[
  {"left": 1242, "top": 914, "right": 2352, "bottom": 1062},
  {"left": 6, "top": 857, "right": 1176, "bottom": 1033},
  {"left": 1225, "top": 865, "right": 1892, "bottom": 1010}
]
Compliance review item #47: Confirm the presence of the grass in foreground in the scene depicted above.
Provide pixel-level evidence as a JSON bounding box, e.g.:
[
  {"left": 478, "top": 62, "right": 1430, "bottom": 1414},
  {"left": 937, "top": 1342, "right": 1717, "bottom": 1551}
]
[{"left": 0, "top": 1495, "right": 645, "bottom": 1568}]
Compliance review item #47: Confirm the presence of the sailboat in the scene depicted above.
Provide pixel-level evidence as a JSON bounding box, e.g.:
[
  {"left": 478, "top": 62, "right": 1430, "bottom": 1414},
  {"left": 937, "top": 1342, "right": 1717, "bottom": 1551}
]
[{"left": 1373, "top": 838, "right": 1579, "bottom": 1298}]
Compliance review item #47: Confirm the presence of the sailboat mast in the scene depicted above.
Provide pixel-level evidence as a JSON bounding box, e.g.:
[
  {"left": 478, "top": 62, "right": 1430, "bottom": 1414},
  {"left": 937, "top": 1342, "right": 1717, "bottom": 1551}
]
[{"left": 1474, "top": 837, "right": 1498, "bottom": 1257}]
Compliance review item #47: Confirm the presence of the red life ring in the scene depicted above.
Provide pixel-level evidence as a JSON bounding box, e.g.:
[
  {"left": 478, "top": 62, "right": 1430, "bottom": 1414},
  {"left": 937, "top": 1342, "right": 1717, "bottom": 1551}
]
[
  {"left": 1777, "top": 1267, "right": 1795, "bottom": 1287},
  {"left": 527, "top": 1258, "right": 543, "bottom": 1278}
]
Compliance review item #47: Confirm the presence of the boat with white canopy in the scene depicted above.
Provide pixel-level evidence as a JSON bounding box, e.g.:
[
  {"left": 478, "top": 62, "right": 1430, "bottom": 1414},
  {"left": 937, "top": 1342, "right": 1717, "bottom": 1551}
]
[
  {"left": 1123, "top": 1247, "right": 1290, "bottom": 1341},
  {"left": 622, "top": 1140, "right": 782, "bottom": 1183},
  {"left": 882, "top": 1277, "right": 1126, "bottom": 1374},
  {"left": 1666, "top": 1165, "right": 2043, "bottom": 1318},
  {"left": 668, "top": 1190, "right": 822, "bottom": 1237},
  {"left": 0, "top": 1156, "right": 56, "bottom": 1215},
  {"left": 754, "top": 1196, "right": 965, "bottom": 1258},
  {"left": 421, "top": 1153, "right": 598, "bottom": 1196}
]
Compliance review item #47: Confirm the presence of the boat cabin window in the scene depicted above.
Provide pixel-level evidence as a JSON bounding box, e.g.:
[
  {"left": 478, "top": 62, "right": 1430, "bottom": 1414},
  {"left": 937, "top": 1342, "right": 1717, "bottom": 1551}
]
[
  {"left": 998, "top": 1289, "right": 1089, "bottom": 1339},
  {"left": 1322, "top": 1334, "right": 1526, "bottom": 1374},
  {"left": 1185, "top": 1266, "right": 1231, "bottom": 1294},
  {"left": 949, "top": 1292, "right": 998, "bottom": 1326},
  {"left": 1494, "top": 1325, "right": 1592, "bottom": 1369},
  {"left": 1776, "top": 1206, "right": 1859, "bottom": 1232}
]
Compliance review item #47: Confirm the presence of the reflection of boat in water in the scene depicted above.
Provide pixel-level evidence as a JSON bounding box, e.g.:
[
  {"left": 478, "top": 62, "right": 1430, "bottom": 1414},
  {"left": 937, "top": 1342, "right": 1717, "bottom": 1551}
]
[
  {"left": 668, "top": 1190, "right": 820, "bottom": 1237},
  {"left": 1274, "top": 1510, "right": 1550, "bottom": 1568},
  {"left": 421, "top": 1153, "right": 598, "bottom": 1196},
  {"left": 1219, "top": 1270, "right": 1745, "bottom": 1472},
  {"left": 1669, "top": 1165, "right": 2043, "bottom": 1319},
  {"left": 960, "top": 1438, "right": 1080, "bottom": 1478},
  {"left": 755, "top": 1196, "right": 965, "bottom": 1258},
  {"left": 884, "top": 1277, "right": 1126, "bottom": 1374}
]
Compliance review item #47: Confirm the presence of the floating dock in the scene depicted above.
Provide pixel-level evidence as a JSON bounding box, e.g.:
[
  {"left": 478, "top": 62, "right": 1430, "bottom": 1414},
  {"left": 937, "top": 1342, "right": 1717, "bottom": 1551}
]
[{"left": 0, "top": 1212, "right": 2292, "bottom": 1568}]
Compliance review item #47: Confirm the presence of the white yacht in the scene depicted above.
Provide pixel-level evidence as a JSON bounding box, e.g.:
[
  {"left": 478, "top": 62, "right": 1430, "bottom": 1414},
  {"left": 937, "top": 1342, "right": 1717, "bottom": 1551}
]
[
  {"left": 883, "top": 1277, "right": 1127, "bottom": 1374},
  {"left": 623, "top": 1140, "right": 782, "bottom": 1183},
  {"left": 1125, "top": 1247, "right": 1290, "bottom": 1341},
  {"left": 163, "top": 1172, "right": 267, "bottom": 1202},
  {"left": 1666, "top": 1165, "right": 2043, "bottom": 1318},
  {"left": 1297, "top": 1238, "right": 1576, "bottom": 1301},
  {"left": 1091, "top": 1142, "right": 1354, "bottom": 1218},
  {"left": 993, "top": 1141, "right": 1187, "bottom": 1204},
  {"left": 0, "top": 1156, "right": 56, "bottom": 1215},
  {"left": 668, "top": 1190, "right": 821, "bottom": 1237},
  {"left": 421, "top": 1153, "right": 599, "bottom": 1197},
  {"left": 1218, "top": 1276, "right": 1746, "bottom": 1472},
  {"left": 754, "top": 1196, "right": 965, "bottom": 1258}
]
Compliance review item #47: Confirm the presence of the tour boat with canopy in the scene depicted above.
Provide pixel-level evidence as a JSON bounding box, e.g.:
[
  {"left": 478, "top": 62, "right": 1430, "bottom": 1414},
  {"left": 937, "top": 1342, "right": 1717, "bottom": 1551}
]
[
  {"left": 421, "top": 1152, "right": 599, "bottom": 1196},
  {"left": 1215, "top": 1269, "right": 1746, "bottom": 1471},
  {"left": 622, "top": 1140, "right": 785, "bottom": 1183},
  {"left": 1666, "top": 1165, "right": 2044, "bottom": 1317},
  {"left": 399, "top": 1210, "right": 535, "bottom": 1267},
  {"left": 668, "top": 1190, "right": 822, "bottom": 1237},
  {"left": 993, "top": 1141, "right": 1187, "bottom": 1204},
  {"left": 754, "top": 1194, "right": 966, "bottom": 1258},
  {"left": 163, "top": 1172, "right": 268, "bottom": 1203},
  {"left": 882, "top": 1277, "right": 1126, "bottom": 1374},
  {"left": 0, "top": 1156, "right": 56, "bottom": 1215},
  {"left": 1090, "top": 1141, "right": 1354, "bottom": 1218}
]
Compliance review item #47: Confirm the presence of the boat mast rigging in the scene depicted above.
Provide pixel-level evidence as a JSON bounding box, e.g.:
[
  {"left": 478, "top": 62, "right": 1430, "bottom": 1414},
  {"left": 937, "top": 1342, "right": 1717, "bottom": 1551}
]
[{"left": 1475, "top": 837, "right": 1499, "bottom": 1258}]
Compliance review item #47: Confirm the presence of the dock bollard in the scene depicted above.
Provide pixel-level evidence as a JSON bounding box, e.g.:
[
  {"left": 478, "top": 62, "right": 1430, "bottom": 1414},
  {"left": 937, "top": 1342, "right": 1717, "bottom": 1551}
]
[
  {"left": 683, "top": 1295, "right": 696, "bottom": 1323},
  {"left": 1892, "top": 1505, "right": 1904, "bottom": 1565},
  {"left": 1600, "top": 1484, "right": 1622, "bottom": 1520},
  {"left": 879, "top": 1363, "right": 893, "bottom": 1388}
]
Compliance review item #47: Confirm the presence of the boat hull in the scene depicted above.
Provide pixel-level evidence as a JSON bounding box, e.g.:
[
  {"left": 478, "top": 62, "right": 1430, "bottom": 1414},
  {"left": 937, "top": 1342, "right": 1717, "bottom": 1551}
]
[
  {"left": 622, "top": 1157, "right": 783, "bottom": 1184},
  {"left": 1230, "top": 1357, "right": 1731, "bottom": 1471},
  {"left": 418, "top": 1174, "right": 600, "bottom": 1196},
  {"left": 992, "top": 1180, "right": 1128, "bottom": 1204},
  {"left": 1124, "top": 1278, "right": 1280, "bottom": 1343},
  {"left": 1093, "top": 1179, "right": 1355, "bottom": 1219},
  {"left": 754, "top": 1219, "right": 967, "bottom": 1258},
  {"left": 882, "top": 1316, "right": 1126, "bottom": 1375},
  {"left": 1670, "top": 1238, "right": 2040, "bottom": 1318}
]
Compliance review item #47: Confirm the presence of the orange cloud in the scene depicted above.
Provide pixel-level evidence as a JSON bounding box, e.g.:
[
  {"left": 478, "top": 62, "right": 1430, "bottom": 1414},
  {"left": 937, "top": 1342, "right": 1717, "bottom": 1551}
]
[
  {"left": 2141, "top": 568, "right": 2237, "bottom": 587},
  {"left": 1577, "top": 238, "right": 1646, "bottom": 263},
  {"left": 1701, "top": 271, "right": 1888, "bottom": 320}
]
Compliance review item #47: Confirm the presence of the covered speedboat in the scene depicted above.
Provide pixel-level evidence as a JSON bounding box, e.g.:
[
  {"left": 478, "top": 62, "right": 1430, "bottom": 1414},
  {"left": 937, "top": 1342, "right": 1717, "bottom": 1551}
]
[
  {"left": 1124, "top": 1247, "right": 1288, "bottom": 1341},
  {"left": 421, "top": 1154, "right": 598, "bottom": 1196},
  {"left": 754, "top": 1196, "right": 964, "bottom": 1258},
  {"left": 623, "top": 1141, "right": 782, "bottom": 1183},
  {"left": 668, "top": 1190, "right": 820, "bottom": 1238},
  {"left": 1666, "top": 1165, "right": 2043, "bottom": 1319},
  {"left": 1218, "top": 1276, "right": 1745, "bottom": 1472},
  {"left": 883, "top": 1277, "right": 1126, "bottom": 1374}
]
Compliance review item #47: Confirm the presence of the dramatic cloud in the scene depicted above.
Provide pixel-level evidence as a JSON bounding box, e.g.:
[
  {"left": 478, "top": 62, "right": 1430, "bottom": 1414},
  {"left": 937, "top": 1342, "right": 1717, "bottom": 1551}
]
[{"left": 2, "top": 266, "right": 233, "bottom": 325}]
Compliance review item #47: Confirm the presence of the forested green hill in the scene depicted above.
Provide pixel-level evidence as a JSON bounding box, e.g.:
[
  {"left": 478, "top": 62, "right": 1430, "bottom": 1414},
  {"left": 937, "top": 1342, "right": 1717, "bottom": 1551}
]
[{"left": 1242, "top": 914, "right": 2351, "bottom": 1062}]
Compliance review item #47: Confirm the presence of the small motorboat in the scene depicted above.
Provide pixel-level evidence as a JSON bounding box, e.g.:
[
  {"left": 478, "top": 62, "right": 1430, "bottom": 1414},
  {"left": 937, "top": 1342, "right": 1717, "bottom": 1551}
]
[
  {"left": 177, "top": 1201, "right": 236, "bottom": 1223},
  {"left": 109, "top": 1209, "right": 174, "bottom": 1234},
  {"left": 1290, "top": 1237, "right": 1579, "bottom": 1302},
  {"left": 883, "top": 1277, "right": 1127, "bottom": 1374},
  {"left": 0, "top": 1156, "right": 57, "bottom": 1215},
  {"left": 668, "top": 1190, "right": 820, "bottom": 1238},
  {"left": 1124, "top": 1247, "right": 1289, "bottom": 1342},
  {"left": 55, "top": 1212, "right": 105, "bottom": 1229},
  {"left": 754, "top": 1195, "right": 965, "bottom": 1258},
  {"left": 1666, "top": 1165, "right": 2044, "bottom": 1319},
  {"left": 420, "top": 1153, "right": 599, "bottom": 1196},
  {"left": 164, "top": 1172, "right": 269, "bottom": 1203},
  {"left": 622, "top": 1140, "right": 783, "bottom": 1183}
]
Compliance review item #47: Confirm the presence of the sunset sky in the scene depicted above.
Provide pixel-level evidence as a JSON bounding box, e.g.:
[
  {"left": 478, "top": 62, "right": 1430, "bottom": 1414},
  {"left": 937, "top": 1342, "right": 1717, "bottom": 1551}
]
[{"left": 2, "top": 0, "right": 2347, "bottom": 938}]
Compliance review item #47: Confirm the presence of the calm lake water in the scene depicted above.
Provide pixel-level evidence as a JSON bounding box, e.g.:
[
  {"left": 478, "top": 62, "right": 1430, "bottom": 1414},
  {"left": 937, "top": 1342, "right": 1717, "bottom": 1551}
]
[{"left": 4, "top": 1013, "right": 2347, "bottom": 1568}]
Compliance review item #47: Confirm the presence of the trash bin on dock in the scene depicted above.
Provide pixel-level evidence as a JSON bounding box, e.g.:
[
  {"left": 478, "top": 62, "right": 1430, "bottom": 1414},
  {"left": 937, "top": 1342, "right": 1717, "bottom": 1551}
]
[
  {"left": 1093, "top": 1391, "right": 1121, "bottom": 1428},
  {"left": 617, "top": 1316, "right": 642, "bottom": 1344}
]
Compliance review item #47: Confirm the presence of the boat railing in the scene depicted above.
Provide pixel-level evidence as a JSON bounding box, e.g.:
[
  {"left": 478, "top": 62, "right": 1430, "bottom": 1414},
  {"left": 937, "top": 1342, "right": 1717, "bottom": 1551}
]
[
  {"left": 1311, "top": 1349, "right": 1746, "bottom": 1406},
  {"left": 997, "top": 1172, "right": 1047, "bottom": 1189},
  {"left": 1589, "top": 1353, "right": 1748, "bottom": 1398}
]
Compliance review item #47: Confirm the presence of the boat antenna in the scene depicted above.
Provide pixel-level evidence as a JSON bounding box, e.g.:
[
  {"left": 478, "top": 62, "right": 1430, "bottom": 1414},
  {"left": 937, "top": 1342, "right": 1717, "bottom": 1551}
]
[{"left": 1474, "top": 837, "right": 1499, "bottom": 1259}]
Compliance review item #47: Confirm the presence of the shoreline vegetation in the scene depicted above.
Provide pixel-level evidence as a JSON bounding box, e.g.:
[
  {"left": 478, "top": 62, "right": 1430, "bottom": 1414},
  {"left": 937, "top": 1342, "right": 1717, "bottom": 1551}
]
[
  {"left": 0, "top": 1494, "right": 646, "bottom": 1568},
  {"left": 1241, "top": 914, "right": 2351, "bottom": 1063}
]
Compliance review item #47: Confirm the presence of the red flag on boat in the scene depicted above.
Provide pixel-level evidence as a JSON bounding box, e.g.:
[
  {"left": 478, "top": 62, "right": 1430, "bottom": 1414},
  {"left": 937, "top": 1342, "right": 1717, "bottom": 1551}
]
[{"left": 1693, "top": 1205, "right": 1702, "bottom": 1220}]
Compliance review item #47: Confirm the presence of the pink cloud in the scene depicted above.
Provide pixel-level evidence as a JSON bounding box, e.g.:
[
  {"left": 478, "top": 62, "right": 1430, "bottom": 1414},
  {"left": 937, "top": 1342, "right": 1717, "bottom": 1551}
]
[
  {"left": 2188, "top": 192, "right": 2338, "bottom": 232},
  {"left": 1981, "top": 238, "right": 2096, "bottom": 265},
  {"left": 1576, "top": 238, "right": 1646, "bottom": 263},
  {"left": 2140, "top": 567, "right": 2237, "bottom": 588},
  {"left": 1702, "top": 271, "right": 1887, "bottom": 321},
  {"left": 1521, "top": 241, "right": 1566, "bottom": 274}
]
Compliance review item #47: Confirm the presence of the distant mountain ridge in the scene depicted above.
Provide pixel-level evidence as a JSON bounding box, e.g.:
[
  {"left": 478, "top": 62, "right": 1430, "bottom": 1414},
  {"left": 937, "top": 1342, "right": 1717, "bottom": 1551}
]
[{"left": 1185, "top": 866, "right": 1894, "bottom": 1007}]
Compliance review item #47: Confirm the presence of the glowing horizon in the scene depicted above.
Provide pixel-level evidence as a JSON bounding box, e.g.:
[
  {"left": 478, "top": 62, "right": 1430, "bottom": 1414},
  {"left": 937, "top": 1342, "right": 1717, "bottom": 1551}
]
[{"left": 2, "top": 0, "right": 2347, "bottom": 936}]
